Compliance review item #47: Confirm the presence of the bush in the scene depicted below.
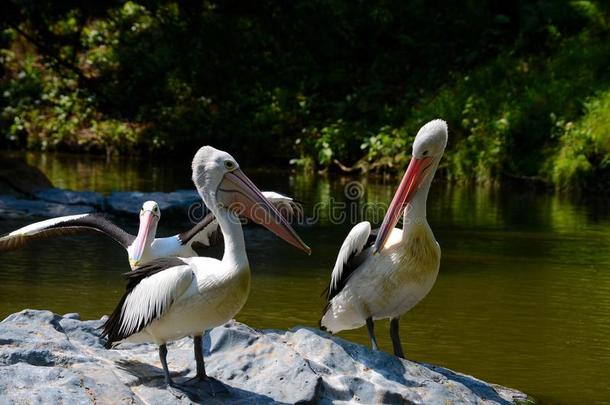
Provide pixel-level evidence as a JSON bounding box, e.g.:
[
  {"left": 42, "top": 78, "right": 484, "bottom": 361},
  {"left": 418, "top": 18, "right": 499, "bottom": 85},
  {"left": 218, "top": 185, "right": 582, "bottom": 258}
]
[
  {"left": 1, "top": 1, "right": 610, "bottom": 189},
  {"left": 549, "top": 90, "right": 610, "bottom": 190}
]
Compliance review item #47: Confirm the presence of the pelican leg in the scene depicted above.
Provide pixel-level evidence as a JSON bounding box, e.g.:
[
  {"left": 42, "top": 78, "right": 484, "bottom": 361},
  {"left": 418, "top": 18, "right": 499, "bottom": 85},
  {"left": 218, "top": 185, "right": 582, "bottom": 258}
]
[
  {"left": 183, "top": 336, "right": 208, "bottom": 383},
  {"left": 159, "top": 344, "right": 173, "bottom": 385},
  {"left": 366, "top": 317, "right": 379, "bottom": 351},
  {"left": 181, "top": 335, "right": 227, "bottom": 396},
  {"left": 193, "top": 335, "right": 207, "bottom": 379},
  {"left": 390, "top": 317, "right": 405, "bottom": 359},
  {"left": 159, "top": 344, "right": 184, "bottom": 399}
]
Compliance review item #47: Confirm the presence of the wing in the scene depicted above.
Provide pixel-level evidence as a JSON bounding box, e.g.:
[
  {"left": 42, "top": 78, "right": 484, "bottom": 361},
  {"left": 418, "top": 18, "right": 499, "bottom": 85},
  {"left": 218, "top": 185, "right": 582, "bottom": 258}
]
[
  {"left": 262, "top": 191, "right": 304, "bottom": 222},
  {"left": 102, "top": 257, "right": 193, "bottom": 345},
  {"left": 0, "top": 213, "right": 135, "bottom": 252},
  {"left": 324, "top": 222, "right": 377, "bottom": 303},
  {"left": 177, "top": 213, "right": 221, "bottom": 249},
  {"left": 175, "top": 191, "right": 301, "bottom": 250}
]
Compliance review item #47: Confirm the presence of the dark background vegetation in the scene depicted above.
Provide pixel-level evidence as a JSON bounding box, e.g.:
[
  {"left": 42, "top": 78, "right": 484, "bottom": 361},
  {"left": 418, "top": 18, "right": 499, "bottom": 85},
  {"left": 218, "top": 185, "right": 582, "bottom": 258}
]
[{"left": 1, "top": 1, "right": 609, "bottom": 190}]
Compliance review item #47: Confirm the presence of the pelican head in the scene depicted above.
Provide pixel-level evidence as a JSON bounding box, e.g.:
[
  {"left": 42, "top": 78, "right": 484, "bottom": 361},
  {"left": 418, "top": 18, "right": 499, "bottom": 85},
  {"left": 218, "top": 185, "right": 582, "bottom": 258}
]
[
  {"left": 412, "top": 119, "right": 448, "bottom": 160},
  {"left": 128, "top": 200, "right": 161, "bottom": 268},
  {"left": 192, "top": 146, "right": 311, "bottom": 254},
  {"left": 373, "top": 119, "right": 448, "bottom": 253}
]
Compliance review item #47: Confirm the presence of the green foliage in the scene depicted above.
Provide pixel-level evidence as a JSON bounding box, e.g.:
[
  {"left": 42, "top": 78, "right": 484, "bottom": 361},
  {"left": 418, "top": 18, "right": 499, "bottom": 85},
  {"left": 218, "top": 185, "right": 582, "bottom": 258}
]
[
  {"left": 549, "top": 89, "right": 610, "bottom": 190},
  {"left": 0, "top": 49, "right": 144, "bottom": 154},
  {"left": 360, "top": 126, "right": 409, "bottom": 171},
  {"left": 354, "top": 28, "right": 610, "bottom": 186},
  {"left": 1, "top": 0, "right": 609, "bottom": 188}
]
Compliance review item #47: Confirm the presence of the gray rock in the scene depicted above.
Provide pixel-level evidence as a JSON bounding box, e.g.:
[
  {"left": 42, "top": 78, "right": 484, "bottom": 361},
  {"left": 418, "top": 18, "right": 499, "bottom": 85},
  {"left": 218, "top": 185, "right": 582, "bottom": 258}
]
[
  {"left": 34, "top": 188, "right": 104, "bottom": 208},
  {"left": 0, "top": 310, "right": 532, "bottom": 404},
  {"left": 106, "top": 190, "right": 200, "bottom": 216},
  {"left": 0, "top": 188, "right": 201, "bottom": 220},
  {"left": 0, "top": 196, "right": 95, "bottom": 219}
]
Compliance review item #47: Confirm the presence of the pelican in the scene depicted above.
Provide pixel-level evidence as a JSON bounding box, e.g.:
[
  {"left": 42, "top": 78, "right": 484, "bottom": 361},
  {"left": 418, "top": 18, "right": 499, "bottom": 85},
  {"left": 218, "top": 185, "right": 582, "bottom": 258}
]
[
  {"left": 0, "top": 192, "right": 301, "bottom": 269},
  {"left": 101, "top": 146, "right": 310, "bottom": 396},
  {"left": 320, "top": 119, "right": 447, "bottom": 358}
]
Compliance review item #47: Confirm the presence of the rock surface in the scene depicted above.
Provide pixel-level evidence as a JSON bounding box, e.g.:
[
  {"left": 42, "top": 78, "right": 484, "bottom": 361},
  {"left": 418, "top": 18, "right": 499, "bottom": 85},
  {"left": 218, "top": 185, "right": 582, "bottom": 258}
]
[
  {"left": 33, "top": 188, "right": 105, "bottom": 208},
  {"left": 0, "top": 159, "right": 200, "bottom": 219},
  {"left": 0, "top": 195, "right": 96, "bottom": 219},
  {"left": 106, "top": 190, "right": 200, "bottom": 216},
  {"left": 0, "top": 188, "right": 200, "bottom": 219},
  {"left": 0, "top": 310, "right": 531, "bottom": 404}
]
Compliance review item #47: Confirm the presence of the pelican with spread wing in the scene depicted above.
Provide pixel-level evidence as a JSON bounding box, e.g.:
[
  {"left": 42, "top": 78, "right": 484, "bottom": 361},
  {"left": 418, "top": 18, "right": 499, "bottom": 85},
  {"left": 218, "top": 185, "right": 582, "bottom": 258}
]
[
  {"left": 101, "top": 146, "right": 310, "bottom": 396},
  {"left": 0, "top": 192, "right": 301, "bottom": 269}
]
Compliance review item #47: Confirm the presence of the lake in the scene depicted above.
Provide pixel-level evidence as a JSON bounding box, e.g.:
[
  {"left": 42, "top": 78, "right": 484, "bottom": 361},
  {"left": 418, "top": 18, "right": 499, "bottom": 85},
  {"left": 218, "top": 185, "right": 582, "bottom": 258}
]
[{"left": 1, "top": 152, "right": 610, "bottom": 403}]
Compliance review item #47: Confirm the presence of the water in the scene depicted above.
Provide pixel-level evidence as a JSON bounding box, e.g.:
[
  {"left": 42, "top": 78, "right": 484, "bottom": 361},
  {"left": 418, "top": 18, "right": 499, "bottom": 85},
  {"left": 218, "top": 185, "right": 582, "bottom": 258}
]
[{"left": 2, "top": 152, "right": 610, "bottom": 403}]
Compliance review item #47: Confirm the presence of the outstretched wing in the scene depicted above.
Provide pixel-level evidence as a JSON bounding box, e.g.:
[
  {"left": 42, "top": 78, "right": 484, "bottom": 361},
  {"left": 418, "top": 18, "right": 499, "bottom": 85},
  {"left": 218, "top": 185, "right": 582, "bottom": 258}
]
[
  {"left": 0, "top": 213, "right": 135, "bottom": 252},
  {"left": 324, "top": 222, "right": 377, "bottom": 303},
  {"left": 177, "top": 213, "right": 221, "bottom": 249},
  {"left": 102, "top": 257, "right": 193, "bottom": 345}
]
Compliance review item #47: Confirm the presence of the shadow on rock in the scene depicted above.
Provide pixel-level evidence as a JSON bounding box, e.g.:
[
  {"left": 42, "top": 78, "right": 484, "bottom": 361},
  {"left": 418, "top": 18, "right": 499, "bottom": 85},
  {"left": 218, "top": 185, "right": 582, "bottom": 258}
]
[
  {"left": 427, "top": 364, "right": 514, "bottom": 405},
  {"left": 115, "top": 358, "right": 189, "bottom": 387}
]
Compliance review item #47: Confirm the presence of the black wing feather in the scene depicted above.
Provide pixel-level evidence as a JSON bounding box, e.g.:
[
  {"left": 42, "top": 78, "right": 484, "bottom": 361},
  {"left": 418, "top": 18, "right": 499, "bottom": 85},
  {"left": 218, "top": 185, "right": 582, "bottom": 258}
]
[
  {"left": 177, "top": 213, "right": 221, "bottom": 247},
  {"left": 101, "top": 257, "right": 185, "bottom": 346}
]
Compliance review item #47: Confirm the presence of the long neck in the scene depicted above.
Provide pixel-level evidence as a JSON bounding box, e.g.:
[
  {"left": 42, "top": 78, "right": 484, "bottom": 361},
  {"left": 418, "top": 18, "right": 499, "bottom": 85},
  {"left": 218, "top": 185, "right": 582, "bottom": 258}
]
[
  {"left": 212, "top": 205, "right": 249, "bottom": 270},
  {"left": 195, "top": 174, "right": 250, "bottom": 269},
  {"left": 403, "top": 158, "right": 440, "bottom": 234}
]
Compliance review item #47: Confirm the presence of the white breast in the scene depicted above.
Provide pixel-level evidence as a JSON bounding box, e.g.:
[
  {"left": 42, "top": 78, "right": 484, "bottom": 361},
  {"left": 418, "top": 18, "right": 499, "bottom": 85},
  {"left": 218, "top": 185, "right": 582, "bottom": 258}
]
[
  {"left": 126, "top": 257, "right": 251, "bottom": 345},
  {"left": 321, "top": 226, "right": 440, "bottom": 333}
]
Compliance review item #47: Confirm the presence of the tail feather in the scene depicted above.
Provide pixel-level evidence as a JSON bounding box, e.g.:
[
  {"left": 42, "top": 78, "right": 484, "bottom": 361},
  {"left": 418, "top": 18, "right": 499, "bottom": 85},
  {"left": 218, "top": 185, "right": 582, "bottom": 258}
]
[{"left": 318, "top": 319, "right": 327, "bottom": 332}]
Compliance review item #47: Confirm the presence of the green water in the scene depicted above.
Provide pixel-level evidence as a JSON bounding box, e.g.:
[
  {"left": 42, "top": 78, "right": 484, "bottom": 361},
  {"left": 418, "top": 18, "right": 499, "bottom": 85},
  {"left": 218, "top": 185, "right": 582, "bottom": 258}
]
[{"left": 2, "top": 152, "right": 610, "bottom": 404}]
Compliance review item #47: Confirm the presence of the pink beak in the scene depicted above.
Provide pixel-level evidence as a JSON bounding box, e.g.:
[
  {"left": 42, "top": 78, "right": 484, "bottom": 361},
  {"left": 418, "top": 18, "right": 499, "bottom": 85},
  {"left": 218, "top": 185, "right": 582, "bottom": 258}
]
[
  {"left": 373, "top": 156, "right": 433, "bottom": 254},
  {"left": 130, "top": 210, "right": 155, "bottom": 267},
  {"left": 218, "top": 169, "right": 311, "bottom": 255}
]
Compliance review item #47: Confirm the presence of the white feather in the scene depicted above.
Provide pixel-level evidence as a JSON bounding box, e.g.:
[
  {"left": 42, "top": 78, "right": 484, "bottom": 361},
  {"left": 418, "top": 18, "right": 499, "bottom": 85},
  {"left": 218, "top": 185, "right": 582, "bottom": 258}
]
[
  {"left": 150, "top": 236, "right": 187, "bottom": 257},
  {"left": 185, "top": 221, "right": 219, "bottom": 248},
  {"left": 329, "top": 221, "right": 371, "bottom": 294},
  {"left": 262, "top": 191, "right": 302, "bottom": 220},
  {"left": 261, "top": 191, "right": 292, "bottom": 202},
  {"left": 119, "top": 264, "right": 193, "bottom": 337},
  {"left": 8, "top": 213, "right": 89, "bottom": 236}
]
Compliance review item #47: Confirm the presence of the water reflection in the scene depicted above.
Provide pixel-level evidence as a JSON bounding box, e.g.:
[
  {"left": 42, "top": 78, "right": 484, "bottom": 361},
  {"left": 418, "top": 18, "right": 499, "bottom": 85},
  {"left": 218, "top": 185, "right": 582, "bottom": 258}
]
[{"left": 1, "top": 153, "right": 609, "bottom": 403}]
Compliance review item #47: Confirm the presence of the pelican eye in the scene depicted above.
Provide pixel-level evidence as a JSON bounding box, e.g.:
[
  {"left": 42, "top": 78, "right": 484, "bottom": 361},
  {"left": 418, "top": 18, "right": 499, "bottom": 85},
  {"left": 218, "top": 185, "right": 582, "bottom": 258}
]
[
  {"left": 224, "top": 160, "right": 236, "bottom": 171},
  {"left": 422, "top": 150, "right": 429, "bottom": 157}
]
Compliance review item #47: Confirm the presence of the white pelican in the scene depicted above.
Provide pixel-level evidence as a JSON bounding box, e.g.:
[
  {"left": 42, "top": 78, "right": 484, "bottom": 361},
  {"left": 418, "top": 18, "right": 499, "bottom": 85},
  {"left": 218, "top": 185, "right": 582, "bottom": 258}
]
[
  {"left": 101, "top": 146, "right": 310, "bottom": 396},
  {"left": 320, "top": 119, "right": 448, "bottom": 358},
  {"left": 0, "top": 192, "right": 301, "bottom": 269}
]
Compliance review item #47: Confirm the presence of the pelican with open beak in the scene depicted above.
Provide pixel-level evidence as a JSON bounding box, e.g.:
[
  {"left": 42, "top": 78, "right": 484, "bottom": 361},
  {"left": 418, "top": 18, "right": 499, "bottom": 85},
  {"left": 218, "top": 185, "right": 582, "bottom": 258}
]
[
  {"left": 102, "top": 146, "right": 310, "bottom": 397},
  {"left": 320, "top": 119, "right": 448, "bottom": 358}
]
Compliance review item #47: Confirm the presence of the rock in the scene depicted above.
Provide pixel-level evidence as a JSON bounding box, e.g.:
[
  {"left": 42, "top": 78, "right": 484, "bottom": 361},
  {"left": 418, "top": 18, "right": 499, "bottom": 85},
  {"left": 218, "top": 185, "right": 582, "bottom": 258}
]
[
  {"left": 106, "top": 190, "right": 200, "bottom": 216},
  {"left": 0, "top": 310, "right": 532, "bottom": 404},
  {"left": 34, "top": 188, "right": 104, "bottom": 208},
  {"left": 0, "top": 158, "right": 53, "bottom": 196},
  {"left": 0, "top": 188, "right": 202, "bottom": 220},
  {"left": 0, "top": 196, "right": 95, "bottom": 219}
]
